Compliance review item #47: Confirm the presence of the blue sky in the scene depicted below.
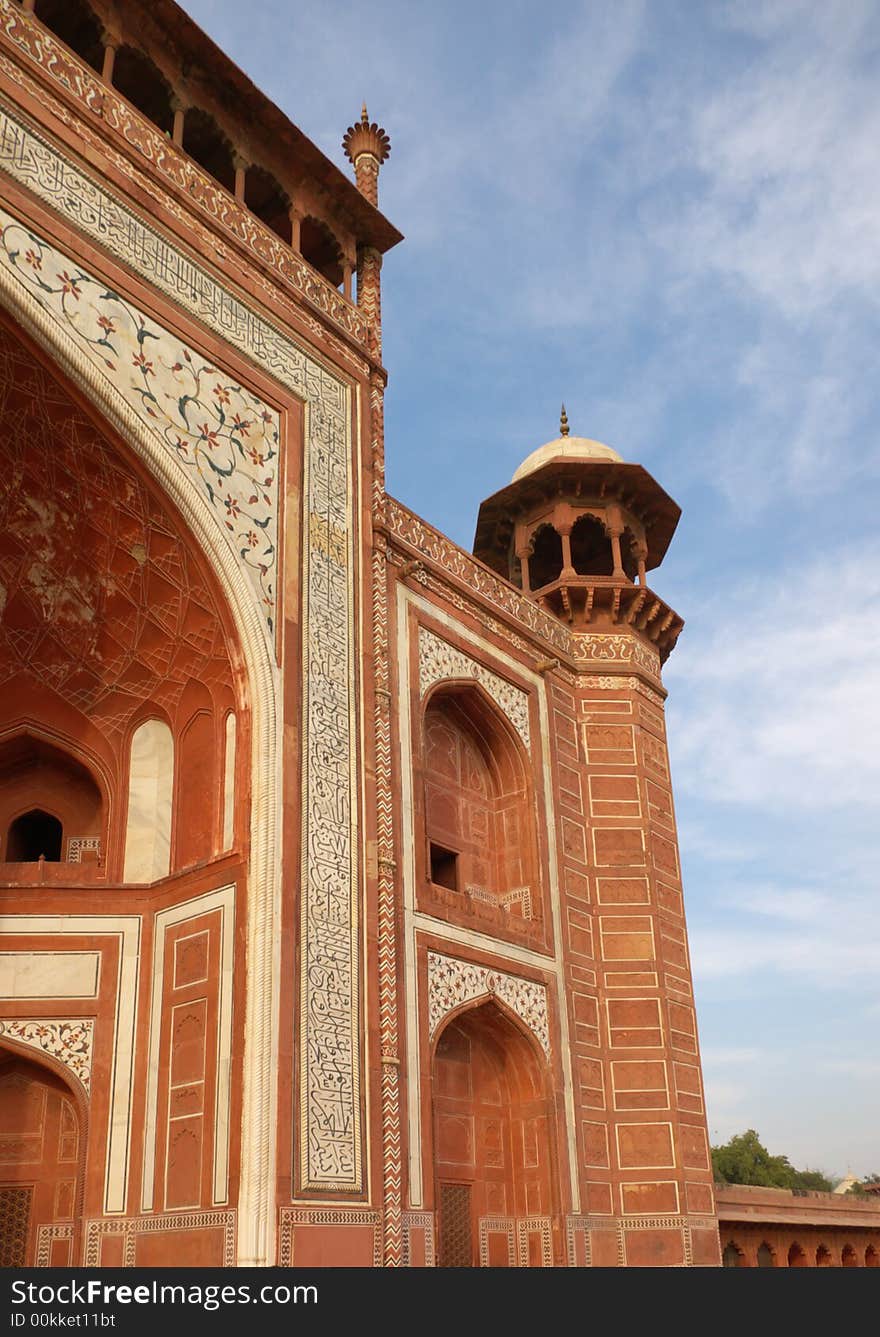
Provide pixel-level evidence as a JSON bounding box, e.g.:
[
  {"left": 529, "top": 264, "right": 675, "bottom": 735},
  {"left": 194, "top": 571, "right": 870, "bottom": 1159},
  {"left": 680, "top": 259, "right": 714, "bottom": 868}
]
[{"left": 183, "top": 0, "right": 880, "bottom": 1179}]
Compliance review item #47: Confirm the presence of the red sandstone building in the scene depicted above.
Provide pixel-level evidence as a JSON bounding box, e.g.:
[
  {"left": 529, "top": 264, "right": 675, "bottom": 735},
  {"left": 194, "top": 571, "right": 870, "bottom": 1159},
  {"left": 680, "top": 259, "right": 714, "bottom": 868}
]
[{"left": 0, "top": 0, "right": 876, "bottom": 1269}]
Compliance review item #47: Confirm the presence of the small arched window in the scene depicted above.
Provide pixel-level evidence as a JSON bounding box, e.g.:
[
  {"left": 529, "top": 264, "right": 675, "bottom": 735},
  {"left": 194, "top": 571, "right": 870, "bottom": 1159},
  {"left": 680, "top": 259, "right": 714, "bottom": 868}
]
[
  {"left": 182, "top": 109, "right": 236, "bottom": 194},
  {"left": 788, "top": 1242, "right": 807, "bottom": 1267},
  {"left": 245, "top": 166, "right": 291, "bottom": 243},
  {"left": 620, "top": 525, "right": 641, "bottom": 581},
  {"left": 0, "top": 735, "right": 103, "bottom": 867},
  {"left": 6, "top": 809, "right": 63, "bottom": 862},
  {"left": 722, "top": 1241, "right": 742, "bottom": 1267},
  {"left": 300, "top": 217, "right": 344, "bottom": 287},
  {"left": 756, "top": 1242, "right": 775, "bottom": 1267},
  {"left": 569, "top": 513, "right": 614, "bottom": 577},
  {"left": 528, "top": 524, "right": 563, "bottom": 590}
]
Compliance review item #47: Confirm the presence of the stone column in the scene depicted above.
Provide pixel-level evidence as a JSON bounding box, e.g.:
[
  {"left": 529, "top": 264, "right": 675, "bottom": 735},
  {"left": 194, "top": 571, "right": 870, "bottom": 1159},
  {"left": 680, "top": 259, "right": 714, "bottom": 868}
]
[
  {"left": 171, "top": 99, "right": 186, "bottom": 147},
  {"left": 101, "top": 39, "right": 118, "bottom": 84},
  {"left": 357, "top": 245, "right": 383, "bottom": 359},
  {"left": 233, "top": 154, "right": 248, "bottom": 203},
  {"left": 558, "top": 523, "right": 575, "bottom": 580},
  {"left": 289, "top": 206, "right": 302, "bottom": 253}
]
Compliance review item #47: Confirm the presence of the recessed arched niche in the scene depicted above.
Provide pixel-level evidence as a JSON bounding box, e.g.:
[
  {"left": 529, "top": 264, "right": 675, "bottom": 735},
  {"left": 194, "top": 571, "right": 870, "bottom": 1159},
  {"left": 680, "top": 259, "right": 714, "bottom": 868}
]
[
  {"left": 0, "top": 735, "right": 104, "bottom": 868},
  {"left": 0, "top": 1046, "right": 85, "bottom": 1267},
  {"left": 421, "top": 684, "right": 537, "bottom": 923},
  {"left": 432, "top": 999, "right": 554, "bottom": 1267},
  {"left": 0, "top": 310, "right": 245, "bottom": 887}
]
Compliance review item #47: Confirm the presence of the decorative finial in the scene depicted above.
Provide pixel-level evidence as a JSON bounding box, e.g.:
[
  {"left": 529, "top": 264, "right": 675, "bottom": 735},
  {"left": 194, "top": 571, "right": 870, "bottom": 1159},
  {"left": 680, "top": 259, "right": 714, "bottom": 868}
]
[
  {"left": 343, "top": 106, "right": 391, "bottom": 207},
  {"left": 560, "top": 403, "right": 570, "bottom": 437}
]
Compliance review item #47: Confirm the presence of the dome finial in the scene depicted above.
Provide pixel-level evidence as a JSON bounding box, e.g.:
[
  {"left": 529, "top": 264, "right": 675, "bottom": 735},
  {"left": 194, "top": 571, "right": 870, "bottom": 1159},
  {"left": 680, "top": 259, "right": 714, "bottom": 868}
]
[
  {"left": 361, "top": 101, "right": 369, "bottom": 124},
  {"left": 559, "top": 403, "right": 570, "bottom": 437}
]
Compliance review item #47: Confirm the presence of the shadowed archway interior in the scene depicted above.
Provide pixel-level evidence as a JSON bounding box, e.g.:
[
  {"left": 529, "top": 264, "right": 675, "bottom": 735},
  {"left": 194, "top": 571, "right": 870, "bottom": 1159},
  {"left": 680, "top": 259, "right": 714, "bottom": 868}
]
[
  {"left": 432, "top": 999, "right": 555, "bottom": 1267},
  {"left": 0, "top": 1049, "right": 83, "bottom": 1267}
]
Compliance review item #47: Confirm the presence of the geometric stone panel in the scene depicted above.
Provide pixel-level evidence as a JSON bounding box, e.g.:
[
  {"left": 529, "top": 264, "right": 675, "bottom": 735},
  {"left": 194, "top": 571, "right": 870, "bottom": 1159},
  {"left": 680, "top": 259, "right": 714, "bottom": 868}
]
[{"left": 0, "top": 1185, "right": 31, "bottom": 1267}]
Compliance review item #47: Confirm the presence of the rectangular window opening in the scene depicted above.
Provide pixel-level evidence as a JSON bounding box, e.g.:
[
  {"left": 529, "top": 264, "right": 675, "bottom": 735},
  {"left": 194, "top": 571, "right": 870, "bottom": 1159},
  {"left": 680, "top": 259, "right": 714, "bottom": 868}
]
[{"left": 429, "top": 842, "right": 459, "bottom": 891}]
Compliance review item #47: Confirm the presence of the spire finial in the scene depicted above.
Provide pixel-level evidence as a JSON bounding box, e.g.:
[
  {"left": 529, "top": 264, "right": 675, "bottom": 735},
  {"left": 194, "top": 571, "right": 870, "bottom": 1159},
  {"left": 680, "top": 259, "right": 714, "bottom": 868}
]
[
  {"left": 342, "top": 106, "right": 392, "bottom": 206},
  {"left": 560, "top": 403, "right": 570, "bottom": 437}
]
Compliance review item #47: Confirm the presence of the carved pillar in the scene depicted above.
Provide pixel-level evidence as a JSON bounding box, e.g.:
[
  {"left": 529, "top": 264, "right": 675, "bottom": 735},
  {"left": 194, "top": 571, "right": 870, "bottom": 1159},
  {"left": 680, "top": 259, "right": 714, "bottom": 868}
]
[
  {"left": 343, "top": 258, "right": 354, "bottom": 302},
  {"left": 171, "top": 99, "right": 186, "bottom": 147},
  {"left": 516, "top": 544, "right": 532, "bottom": 594},
  {"left": 101, "top": 39, "right": 118, "bottom": 85},
  {"left": 357, "top": 246, "right": 383, "bottom": 359},
  {"left": 609, "top": 528, "right": 624, "bottom": 578},
  {"left": 368, "top": 365, "right": 403, "bottom": 1265},
  {"left": 558, "top": 523, "right": 575, "bottom": 579},
  {"left": 289, "top": 206, "right": 302, "bottom": 253},
  {"left": 233, "top": 154, "right": 247, "bottom": 203},
  {"left": 634, "top": 540, "right": 648, "bottom": 586}
]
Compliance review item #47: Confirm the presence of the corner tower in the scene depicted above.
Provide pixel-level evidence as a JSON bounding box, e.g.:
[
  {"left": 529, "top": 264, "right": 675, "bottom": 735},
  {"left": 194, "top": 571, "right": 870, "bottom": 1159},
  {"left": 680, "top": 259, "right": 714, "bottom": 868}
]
[
  {"left": 474, "top": 408, "right": 683, "bottom": 659},
  {"left": 459, "top": 412, "right": 720, "bottom": 1264}
]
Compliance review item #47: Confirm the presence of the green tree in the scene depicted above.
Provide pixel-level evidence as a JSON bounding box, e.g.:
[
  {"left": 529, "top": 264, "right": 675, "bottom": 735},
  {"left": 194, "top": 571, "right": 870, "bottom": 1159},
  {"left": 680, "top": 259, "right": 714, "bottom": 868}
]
[{"left": 711, "top": 1129, "right": 833, "bottom": 1191}]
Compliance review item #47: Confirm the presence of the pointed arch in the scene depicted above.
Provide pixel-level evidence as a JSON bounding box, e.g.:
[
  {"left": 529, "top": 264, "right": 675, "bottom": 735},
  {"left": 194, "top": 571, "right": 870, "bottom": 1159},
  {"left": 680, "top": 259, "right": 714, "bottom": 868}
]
[
  {"left": 0, "top": 731, "right": 105, "bottom": 869},
  {"left": 0, "top": 1038, "right": 89, "bottom": 1266},
  {"left": 569, "top": 512, "right": 614, "bottom": 577},
  {"left": 0, "top": 265, "right": 278, "bottom": 1265},
  {"left": 528, "top": 523, "right": 563, "bottom": 590},
  {"left": 431, "top": 998, "right": 558, "bottom": 1266},
  {"left": 420, "top": 680, "right": 539, "bottom": 920}
]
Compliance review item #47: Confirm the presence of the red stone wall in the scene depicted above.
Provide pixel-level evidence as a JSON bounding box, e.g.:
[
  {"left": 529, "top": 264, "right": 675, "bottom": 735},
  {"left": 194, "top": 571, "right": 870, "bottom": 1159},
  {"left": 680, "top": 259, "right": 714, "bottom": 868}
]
[
  {"left": 717, "top": 1184, "right": 880, "bottom": 1267},
  {"left": 546, "top": 671, "right": 719, "bottom": 1265}
]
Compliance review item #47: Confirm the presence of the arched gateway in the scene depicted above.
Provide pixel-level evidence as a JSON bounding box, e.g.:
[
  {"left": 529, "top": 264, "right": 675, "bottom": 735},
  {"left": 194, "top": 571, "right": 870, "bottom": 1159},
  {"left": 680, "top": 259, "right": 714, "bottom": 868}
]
[{"left": 433, "top": 1000, "right": 556, "bottom": 1267}]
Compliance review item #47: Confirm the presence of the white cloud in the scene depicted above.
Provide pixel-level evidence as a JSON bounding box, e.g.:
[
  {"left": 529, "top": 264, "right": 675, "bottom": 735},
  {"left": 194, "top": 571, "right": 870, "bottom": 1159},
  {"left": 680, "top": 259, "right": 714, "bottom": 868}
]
[
  {"left": 679, "top": 1, "right": 880, "bottom": 316},
  {"left": 667, "top": 541, "right": 880, "bottom": 809}
]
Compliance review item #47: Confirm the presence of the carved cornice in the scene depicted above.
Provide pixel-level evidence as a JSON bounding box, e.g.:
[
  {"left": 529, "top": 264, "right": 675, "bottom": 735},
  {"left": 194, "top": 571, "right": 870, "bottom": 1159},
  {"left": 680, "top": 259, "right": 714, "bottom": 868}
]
[
  {"left": 386, "top": 497, "right": 668, "bottom": 684},
  {"left": 0, "top": 2, "right": 369, "bottom": 349}
]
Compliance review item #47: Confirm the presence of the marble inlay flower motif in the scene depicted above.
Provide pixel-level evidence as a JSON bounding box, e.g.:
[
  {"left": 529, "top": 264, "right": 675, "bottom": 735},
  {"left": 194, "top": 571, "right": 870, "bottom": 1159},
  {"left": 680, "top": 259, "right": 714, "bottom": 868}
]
[
  {"left": 427, "top": 952, "right": 549, "bottom": 1055},
  {"left": 418, "top": 627, "right": 530, "bottom": 749},
  {"left": 0, "top": 1018, "right": 94, "bottom": 1092},
  {"left": 0, "top": 213, "right": 280, "bottom": 637}
]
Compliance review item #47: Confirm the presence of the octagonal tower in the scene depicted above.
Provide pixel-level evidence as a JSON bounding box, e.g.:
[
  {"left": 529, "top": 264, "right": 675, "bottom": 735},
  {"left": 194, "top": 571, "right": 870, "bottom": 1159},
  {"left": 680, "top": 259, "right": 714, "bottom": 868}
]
[{"left": 474, "top": 409, "right": 683, "bottom": 661}]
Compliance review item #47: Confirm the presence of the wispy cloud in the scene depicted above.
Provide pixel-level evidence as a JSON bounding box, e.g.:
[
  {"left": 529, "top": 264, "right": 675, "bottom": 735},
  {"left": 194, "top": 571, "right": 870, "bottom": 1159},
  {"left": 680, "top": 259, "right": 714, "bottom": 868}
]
[{"left": 668, "top": 541, "right": 880, "bottom": 809}]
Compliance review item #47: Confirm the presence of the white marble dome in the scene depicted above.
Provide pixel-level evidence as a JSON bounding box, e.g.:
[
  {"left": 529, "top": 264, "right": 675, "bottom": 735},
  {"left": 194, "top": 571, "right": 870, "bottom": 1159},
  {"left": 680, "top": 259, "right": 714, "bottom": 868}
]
[{"left": 511, "top": 434, "right": 624, "bottom": 483}]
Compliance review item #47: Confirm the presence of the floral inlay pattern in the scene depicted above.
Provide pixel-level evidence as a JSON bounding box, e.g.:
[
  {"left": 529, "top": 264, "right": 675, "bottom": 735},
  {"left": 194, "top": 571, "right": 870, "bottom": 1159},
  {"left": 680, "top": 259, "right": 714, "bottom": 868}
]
[
  {"left": 418, "top": 626, "right": 530, "bottom": 749},
  {"left": 0, "top": 212, "right": 280, "bottom": 637},
  {"left": 0, "top": 1018, "right": 94, "bottom": 1092},
  {"left": 427, "top": 952, "right": 549, "bottom": 1055}
]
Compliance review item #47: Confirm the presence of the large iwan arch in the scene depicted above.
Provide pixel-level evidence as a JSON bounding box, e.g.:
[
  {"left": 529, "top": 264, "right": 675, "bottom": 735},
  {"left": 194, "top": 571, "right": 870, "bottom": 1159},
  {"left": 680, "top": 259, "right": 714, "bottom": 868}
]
[{"left": 0, "top": 275, "right": 278, "bottom": 1265}]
